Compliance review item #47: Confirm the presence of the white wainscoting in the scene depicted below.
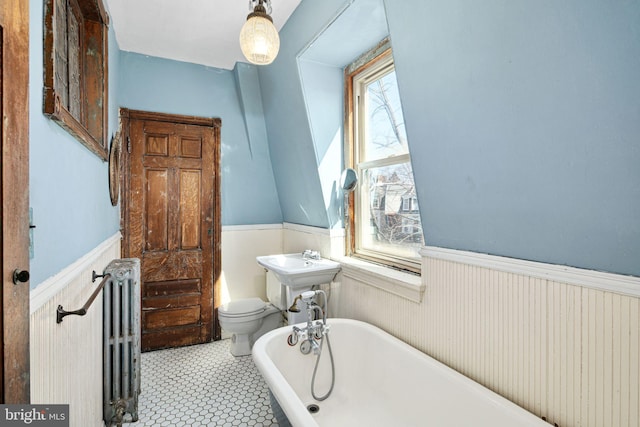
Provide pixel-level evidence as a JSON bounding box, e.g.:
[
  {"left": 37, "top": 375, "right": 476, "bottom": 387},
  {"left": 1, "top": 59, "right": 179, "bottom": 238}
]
[
  {"left": 334, "top": 247, "right": 639, "bottom": 427},
  {"left": 221, "top": 224, "right": 284, "bottom": 305},
  {"left": 283, "top": 222, "right": 342, "bottom": 259},
  {"left": 30, "top": 233, "right": 121, "bottom": 427},
  {"left": 219, "top": 223, "right": 337, "bottom": 304}
]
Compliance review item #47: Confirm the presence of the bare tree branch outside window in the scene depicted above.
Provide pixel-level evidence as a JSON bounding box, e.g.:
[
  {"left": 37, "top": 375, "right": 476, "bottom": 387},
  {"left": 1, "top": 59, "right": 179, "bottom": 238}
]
[
  {"left": 364, "top": 71, "right": 423, "bottom": 250},
  {"left": 348, "top": 45, "right": 423, "bottom": 270}
]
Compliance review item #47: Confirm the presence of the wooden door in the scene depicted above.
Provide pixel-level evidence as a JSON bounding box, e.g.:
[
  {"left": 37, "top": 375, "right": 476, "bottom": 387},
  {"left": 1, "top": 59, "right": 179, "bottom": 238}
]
[
  {"left": 1, "top": 0, "right": 31, "bottom": 403},
  {"left": 122, "top": 110, "right": 221, "bottom": 351}
]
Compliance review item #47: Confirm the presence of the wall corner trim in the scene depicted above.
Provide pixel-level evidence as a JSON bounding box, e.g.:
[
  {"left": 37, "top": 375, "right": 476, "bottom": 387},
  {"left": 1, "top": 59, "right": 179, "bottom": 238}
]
[{"left": 420, "top": 246, "right": 640, "bottom": 298}]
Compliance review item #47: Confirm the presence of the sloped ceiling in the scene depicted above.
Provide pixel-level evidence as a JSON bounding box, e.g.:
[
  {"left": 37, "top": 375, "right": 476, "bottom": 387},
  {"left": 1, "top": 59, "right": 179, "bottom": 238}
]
[{"left": 105, "top": 0, "right": 301, "bottom": 70}]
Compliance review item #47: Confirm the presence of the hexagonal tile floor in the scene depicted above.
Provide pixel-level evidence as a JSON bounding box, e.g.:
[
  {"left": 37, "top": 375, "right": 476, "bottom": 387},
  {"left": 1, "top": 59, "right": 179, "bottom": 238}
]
[{"left": 135, "top": 339, "right": 279, "bottom": 427}]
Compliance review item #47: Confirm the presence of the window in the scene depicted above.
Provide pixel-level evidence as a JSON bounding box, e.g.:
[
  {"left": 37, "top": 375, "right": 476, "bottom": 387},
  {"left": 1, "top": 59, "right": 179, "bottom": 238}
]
[
  {"left": 345, "top": 41, "right": 424, "bottom": 273},
  {"left": 402, "top": 196, "right": 410, "bottom": 212},
  {"left": 44, "top": 0, "right": 109, "bottom": 159}
]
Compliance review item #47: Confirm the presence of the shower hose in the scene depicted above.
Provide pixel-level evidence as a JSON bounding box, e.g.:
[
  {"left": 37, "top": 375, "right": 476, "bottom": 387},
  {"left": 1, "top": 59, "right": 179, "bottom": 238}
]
[{"left": 311, "top": 332, "right": 335, "bottom": 401}]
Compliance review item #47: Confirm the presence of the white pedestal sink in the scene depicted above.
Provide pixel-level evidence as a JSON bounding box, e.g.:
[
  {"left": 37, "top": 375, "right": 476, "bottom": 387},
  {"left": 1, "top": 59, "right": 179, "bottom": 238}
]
[
  {"left": 256, "top": 253, "right": 341, "bottom": 289},
  {"left": 256, "top": 253, "right": 341, "bottom": 325}
]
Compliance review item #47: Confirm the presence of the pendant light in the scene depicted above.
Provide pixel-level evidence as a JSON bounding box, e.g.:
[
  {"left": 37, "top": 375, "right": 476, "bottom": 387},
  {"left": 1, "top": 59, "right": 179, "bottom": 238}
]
[{"left": 239, "top": 0, "right": 280, "bottom": 65}]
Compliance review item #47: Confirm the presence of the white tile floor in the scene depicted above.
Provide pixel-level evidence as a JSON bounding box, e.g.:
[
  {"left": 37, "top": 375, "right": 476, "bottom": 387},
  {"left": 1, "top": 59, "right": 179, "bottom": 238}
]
[{"left": 134, "top": 339, "right": 279, "bottom": 427}]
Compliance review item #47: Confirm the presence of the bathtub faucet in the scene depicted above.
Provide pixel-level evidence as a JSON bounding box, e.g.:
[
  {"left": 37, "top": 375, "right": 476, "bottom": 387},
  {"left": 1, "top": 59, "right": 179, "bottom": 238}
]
[
  {"left": 286, "top": 290, "right": 330, "bottom": 355},
  {"left": 300, "top": 290, "right": 327, "bottom": 324},
  {"left": 306, "top": 304, "right": 326, "bottom": 355}
]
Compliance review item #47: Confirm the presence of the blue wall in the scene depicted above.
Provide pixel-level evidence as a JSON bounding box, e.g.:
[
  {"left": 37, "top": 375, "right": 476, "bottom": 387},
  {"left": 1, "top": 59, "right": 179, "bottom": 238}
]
[
  {"left": 28, "top": 2, "right": 283, "bottom": 287},
  {"left": 27, "top": 0, "right": 640, "bottom": 283},
  {"left": 29, "top": 0, "right": 121, "bottom": 287},
  {"left": 256, "top": 1, "right": 348, "bottom": 228},
  {"left": 298, "top": 59, "right": 345, "bottom": 228},
  {"left": 385, "top": 0, "right": 640, "bottom": 276},
  {"left": 260, "top": 0, "right": 640, "bottom": 276},
  {"left": 117, "top": 52, "right": 283, "bottom": 227},
  {"left": 294, "top": 0, "right": 389, "bottom": 229},
  {"left": 257, "top": 0, "right": 389, "bottom": 228}
]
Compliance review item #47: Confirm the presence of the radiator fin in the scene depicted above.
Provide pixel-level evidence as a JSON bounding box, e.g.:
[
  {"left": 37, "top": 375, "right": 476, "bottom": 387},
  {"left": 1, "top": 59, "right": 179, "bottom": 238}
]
[{"left": 103, "top": 258, "right": 141, "bottom": 426}]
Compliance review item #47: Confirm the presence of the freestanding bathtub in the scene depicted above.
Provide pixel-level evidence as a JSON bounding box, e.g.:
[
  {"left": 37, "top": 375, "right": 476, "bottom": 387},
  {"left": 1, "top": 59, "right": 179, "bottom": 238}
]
[{"left": 253, "top": 318, "right": 550, "bottom": 427}]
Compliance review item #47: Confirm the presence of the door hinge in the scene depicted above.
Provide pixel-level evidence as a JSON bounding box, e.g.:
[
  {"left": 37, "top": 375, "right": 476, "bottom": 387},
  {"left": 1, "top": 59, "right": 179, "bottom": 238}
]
[{"left": 127, "top": 136, "right": 131, "bottom": 153}]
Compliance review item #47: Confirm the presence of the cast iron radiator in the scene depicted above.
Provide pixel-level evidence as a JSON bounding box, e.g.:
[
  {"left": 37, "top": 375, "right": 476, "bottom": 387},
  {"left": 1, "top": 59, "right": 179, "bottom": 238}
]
[{"left": 103, "top": 258, "right": 141, "bottom": 426}]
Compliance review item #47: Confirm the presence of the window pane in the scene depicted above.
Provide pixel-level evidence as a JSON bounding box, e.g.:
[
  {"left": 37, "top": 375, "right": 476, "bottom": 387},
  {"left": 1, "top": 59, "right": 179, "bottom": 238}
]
[
  {"left": 348, "top": 44, "right": 423, "bottom": 271},
  {"left": 360, "top": 162, "right": 424, "bottom": 259},
  {"left": 364, "top": 70, "right": 408, "bottom": 161}
]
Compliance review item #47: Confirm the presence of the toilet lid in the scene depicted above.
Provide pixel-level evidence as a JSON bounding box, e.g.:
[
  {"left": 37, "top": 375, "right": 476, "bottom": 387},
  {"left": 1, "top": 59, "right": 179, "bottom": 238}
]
[{"left": 219, "top": 298, "right": 267, "bottom": 317}]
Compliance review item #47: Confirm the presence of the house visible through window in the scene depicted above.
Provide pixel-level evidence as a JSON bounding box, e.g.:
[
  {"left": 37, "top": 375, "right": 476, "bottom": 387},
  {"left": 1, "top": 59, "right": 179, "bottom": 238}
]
[
  {"left": 345, "top": 40, "right": 424, "bottom": 273},
  {"left": 44, "top": 0, "right": 109, "bottom": 159}
]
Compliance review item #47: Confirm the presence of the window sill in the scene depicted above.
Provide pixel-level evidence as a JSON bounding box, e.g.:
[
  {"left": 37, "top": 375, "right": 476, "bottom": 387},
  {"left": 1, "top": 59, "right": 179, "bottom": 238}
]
[{"left": 335, "top": 256, "right": 425, "bottom": 303}]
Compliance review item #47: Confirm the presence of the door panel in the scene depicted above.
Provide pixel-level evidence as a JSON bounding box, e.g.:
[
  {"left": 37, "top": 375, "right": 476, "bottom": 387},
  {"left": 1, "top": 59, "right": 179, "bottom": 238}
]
[
  {"left": 145, "top": 169, "right": 169, "bottom": 250},
  {"left": 124, "top": 111, "right": 221, "bottom": 351},
  {"left": 179, "top": 170, "right": 201, "bottom": 249}
]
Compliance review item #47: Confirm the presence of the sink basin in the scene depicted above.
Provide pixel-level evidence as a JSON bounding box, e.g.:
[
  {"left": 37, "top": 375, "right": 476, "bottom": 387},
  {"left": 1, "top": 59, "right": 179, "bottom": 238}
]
[{"left": 256, "top": 253, "right": 341, "bottom": 289}]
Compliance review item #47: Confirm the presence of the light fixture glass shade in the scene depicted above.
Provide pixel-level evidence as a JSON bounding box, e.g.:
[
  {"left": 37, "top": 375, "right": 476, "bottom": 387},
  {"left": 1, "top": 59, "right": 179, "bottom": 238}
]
[{"left": 240, "top": 16, "right": 280, "bottom": 65}]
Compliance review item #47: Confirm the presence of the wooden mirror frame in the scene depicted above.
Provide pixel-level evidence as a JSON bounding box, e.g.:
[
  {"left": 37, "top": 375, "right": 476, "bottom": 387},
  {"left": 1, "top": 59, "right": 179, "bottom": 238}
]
[
  {"left": 43, "top": 0, "right": 109, "bottom": 160},
  {"left": 108, "top": 132, "right": 120, "bottom": 206}
]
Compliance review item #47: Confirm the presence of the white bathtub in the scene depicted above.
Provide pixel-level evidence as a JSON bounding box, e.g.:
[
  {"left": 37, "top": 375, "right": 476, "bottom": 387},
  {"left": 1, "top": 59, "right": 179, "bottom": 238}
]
[{"left": 253, "top": 318, "right": 550, "bottom": 427}]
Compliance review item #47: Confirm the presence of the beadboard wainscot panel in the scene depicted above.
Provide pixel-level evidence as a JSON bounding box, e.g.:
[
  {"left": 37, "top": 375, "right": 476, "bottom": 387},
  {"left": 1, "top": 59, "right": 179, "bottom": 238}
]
[
  {"left": 283, "top": 222, "right": 343, "bottom": 259},
  {"left": 30, "top": 232, "right": 121, "bottom": 427},
  {"left": 334, "top": 246, "right": 640, "bottom": 427},
  {"left": 221, "top": 224, "right": 284, "bottom": 304},
  {"left": 221, "top": 223, "right": 339, "bottom": 306}
]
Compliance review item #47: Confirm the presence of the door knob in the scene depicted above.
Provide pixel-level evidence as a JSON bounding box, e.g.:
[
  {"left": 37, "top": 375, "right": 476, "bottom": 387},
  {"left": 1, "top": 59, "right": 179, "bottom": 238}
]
[{"left": 13, "top": 269, "right": 30, "bottom": 285}]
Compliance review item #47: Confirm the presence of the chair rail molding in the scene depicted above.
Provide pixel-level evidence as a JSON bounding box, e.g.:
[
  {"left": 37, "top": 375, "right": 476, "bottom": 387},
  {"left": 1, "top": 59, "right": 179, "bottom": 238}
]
[{"left": 421, "top": 246, "right": 640, "bottom": 298}]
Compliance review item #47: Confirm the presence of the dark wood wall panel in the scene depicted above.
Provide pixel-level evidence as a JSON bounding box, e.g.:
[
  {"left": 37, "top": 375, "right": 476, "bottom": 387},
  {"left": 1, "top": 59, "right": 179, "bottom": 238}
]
[
  {"left": 83, "top": 19, "right": 104, "bottom": 141},
  {"left": 54, "top": 0, "right": 68, "bottom": 108},
  {"left": 67, "top": 4, "right": 81, "bottom": 118}
]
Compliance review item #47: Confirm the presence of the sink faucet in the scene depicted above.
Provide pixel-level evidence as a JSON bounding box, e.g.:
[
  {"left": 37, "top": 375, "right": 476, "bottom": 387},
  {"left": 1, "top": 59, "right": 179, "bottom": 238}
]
[{"left": 302, "top": 249, "right": 321, "bottom": 260}]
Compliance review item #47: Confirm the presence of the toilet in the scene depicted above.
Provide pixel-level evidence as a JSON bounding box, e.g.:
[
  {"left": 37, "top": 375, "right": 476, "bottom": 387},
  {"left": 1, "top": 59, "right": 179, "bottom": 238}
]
[{"left": 218, "top": 276, "right": 287, "bottom": 356}]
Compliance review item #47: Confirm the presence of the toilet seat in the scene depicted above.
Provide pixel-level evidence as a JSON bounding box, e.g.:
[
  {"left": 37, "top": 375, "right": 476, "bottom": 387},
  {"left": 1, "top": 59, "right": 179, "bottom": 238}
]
[
  {"left": 218, "top": 297, "right": 282, "bottom": 356},
  {"left": 219, "top": 297, "right": 267, "bottom": 318}
]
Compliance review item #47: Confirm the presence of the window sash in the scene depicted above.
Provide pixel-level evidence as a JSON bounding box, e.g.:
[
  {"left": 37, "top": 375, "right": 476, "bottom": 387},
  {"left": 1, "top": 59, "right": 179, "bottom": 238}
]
[
  {"left": 355, "top": 160, "right": 423, "bottom": 267},
  {"left": 346, "top": 46, "right": 422, "bottom": 273}
]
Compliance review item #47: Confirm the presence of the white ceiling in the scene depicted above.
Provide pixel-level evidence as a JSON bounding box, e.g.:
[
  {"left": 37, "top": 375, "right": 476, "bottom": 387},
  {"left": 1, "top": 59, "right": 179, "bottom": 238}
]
[{"left": 105, "top": 0, "right": 302, "bottom": 70}]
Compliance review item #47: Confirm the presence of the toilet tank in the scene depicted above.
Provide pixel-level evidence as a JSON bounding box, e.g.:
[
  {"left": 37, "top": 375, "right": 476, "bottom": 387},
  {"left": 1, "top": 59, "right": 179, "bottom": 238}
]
[{"left": 266, "top": 271, "right": 286, "bottom": 310}]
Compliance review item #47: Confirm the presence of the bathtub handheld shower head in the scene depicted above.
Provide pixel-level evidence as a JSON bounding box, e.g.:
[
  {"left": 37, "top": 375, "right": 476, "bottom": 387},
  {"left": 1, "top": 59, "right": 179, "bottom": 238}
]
[{"left": 288, "top": 295, "right": 302, "bottom": 312}]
